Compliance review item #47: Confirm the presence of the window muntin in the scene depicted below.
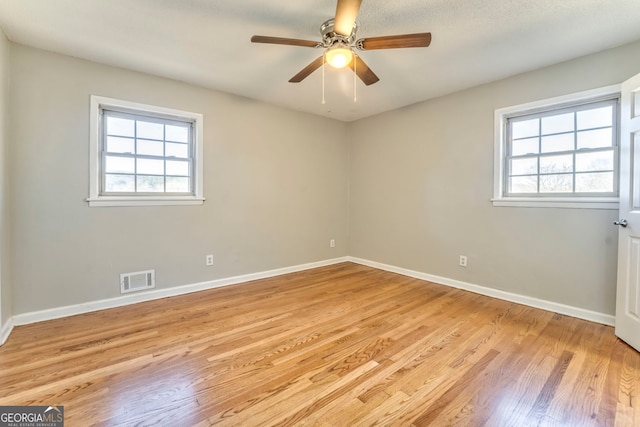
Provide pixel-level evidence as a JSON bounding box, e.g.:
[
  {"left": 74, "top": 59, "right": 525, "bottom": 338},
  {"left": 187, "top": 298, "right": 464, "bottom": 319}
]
[
  {"left": 101, "top": 110, "right": 193, "bottom": 195},
  {"left": 505, "top": 99, "right": 618, "bottom": 197}
]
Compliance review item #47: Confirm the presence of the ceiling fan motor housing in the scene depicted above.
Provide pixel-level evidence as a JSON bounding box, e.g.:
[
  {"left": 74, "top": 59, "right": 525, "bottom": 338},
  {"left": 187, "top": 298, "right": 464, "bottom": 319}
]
[{"left": 320, "top": 18, "right": 357, "bottom": 48}]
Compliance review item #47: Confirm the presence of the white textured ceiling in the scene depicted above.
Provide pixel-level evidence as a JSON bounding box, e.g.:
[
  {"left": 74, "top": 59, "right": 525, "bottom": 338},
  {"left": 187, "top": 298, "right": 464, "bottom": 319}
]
[{"left": 1, "top": 0, "right": 640, "bottom": 122}]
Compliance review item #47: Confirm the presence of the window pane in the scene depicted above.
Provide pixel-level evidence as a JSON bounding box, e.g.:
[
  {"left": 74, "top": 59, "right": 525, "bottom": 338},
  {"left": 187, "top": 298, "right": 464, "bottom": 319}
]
[
  {"left": 137, "top": 121, "right": 164, "bottom": 140},
  {"left": 575, "top": 172, "right": 614, "bottom": 193},
  {"left": 541, "top": 133, "right": 574, "bottom": 153},
  {"left": 541, "top": 113, "right": 574, "bottom": 135},
  {"left": 166, "top": 176, "right": 190, "bottom": 192},
  {"left": 137, "top": 158, "right": 164, "bottom": 175},
  {"left": 509, "top": 176, "right": 537, "bottom": 193},
  {"left": 511, "top": 118, "right": 539, "bottom": 139},
  {"left": 106, "top": 136, "right": 134, "bottom": 153},
  {"left": 105, "top": 156, "right": 135, "bottom": 174},
  {"left": 511, "top": 137, "right": 539, "bottom": 156},
  {"left": 105, "top": 174, "right": 135, "bottom": 192},
  {"left": 166, "top": 125, "right": 189, "bottom": 142},
  {"left": 576, "top": 150, "right": 614, "bottom": 172},
  {"left": 540, "top": 154, "right": 573, "bottom": 173},
  {"left": 510, "top": 158, "right": 537, "bottom": 176},
  {"left": 137, "top": 175, "right": 164, "bottom": 192},
  {"left": 166, "top": 160, "right": 189, "bottom": 176},
  {"left": 577, "top": 106, "right": 612, "bottom": 130},
  {"left": 166, "top": 142, "right": 189, "bottom": 158},
  {"left": 137, "top": 139, "right": 164, "bottom": 156},
  {"left": 540, "top": 174, "right": 572, "bottom": 192},
  {"left": 577, "top": 128, "right": 613, "bottom": 149},
  {"left": 106, "top": 116, "right": 134, "bottom": 137}
]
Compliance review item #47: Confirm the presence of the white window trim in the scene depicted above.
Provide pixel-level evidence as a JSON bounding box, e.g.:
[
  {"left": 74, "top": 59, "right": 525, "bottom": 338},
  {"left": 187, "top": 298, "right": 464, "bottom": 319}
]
[
  {"left": 492, "top": 85, "right": 620, "bottom": 209},
  {"left": 87, "top": 95, "right": 205, "bottom": 207}
]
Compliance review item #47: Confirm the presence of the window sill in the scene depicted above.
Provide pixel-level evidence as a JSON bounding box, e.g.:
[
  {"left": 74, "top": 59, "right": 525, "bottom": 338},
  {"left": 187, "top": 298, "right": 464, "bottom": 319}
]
[
  {"left": 87, "top": 196, "right": 205, "bottom": 207},
  {"left": 491, "top": 197, "right": 619, "bottom": 210}
]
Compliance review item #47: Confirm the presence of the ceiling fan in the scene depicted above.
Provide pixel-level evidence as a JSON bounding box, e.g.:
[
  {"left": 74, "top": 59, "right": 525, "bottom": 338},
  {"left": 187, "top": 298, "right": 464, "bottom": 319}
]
[{"left": 251, "top": 0, "right": 431, "bottom": 86}]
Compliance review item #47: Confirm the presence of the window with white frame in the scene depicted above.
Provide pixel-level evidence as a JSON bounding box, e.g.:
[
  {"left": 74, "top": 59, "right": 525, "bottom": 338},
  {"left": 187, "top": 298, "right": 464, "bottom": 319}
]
[
  {"left": 88, "top": 96, "right": 204, "bottom": 207},
  {"left": 493, "top": 86, "right": 620, "bottom": 209}
]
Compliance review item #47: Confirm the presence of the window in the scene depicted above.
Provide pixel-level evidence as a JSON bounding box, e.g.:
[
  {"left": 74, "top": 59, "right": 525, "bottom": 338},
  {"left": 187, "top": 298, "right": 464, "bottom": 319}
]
[
  {"left": 493, "top": 86, "right": 620, "bottom": 209},
  {"left": 88, "top": 96, "right": 204, "bottom": 207}
]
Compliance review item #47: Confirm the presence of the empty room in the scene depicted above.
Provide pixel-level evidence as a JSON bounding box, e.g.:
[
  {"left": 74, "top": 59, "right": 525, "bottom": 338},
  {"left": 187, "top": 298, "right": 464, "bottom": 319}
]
[{"left": 0, "top": 0, "right": 640, "bottom": 425}]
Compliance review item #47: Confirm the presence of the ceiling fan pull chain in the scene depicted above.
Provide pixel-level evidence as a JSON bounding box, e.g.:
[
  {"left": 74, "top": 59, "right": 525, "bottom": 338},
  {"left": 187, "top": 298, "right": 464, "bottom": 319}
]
[
  {"left": 354, "top": 54, "right": 357, "bottom": 102},
  {"left": 322, "top": 55, "right": 326, "bottom": 105}
]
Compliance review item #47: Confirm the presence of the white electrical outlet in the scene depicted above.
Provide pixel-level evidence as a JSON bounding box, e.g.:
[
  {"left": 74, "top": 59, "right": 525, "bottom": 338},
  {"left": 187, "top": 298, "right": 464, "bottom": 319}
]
[
  {"left": 206, "top": 255, "right": 214, "bottom": 266},
  {"left": 459, "top": 255, "right": 468, "bottom": 267},
  {"left": 330, "top": 239, "right": 336, "bottom": 248}
]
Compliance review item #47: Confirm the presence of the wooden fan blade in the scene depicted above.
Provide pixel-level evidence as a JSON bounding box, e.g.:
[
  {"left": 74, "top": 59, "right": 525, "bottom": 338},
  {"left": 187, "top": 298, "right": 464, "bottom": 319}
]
[
  {"left": 251, "top": 35, "right": 320, "bottom": 48},
  {"left": 348, "top": 55, "right": 379, "bottom": 86},
  {"left": 357, "top": 32, "right": 431, "bottom": 50},
  {"left": 289, "top": 56, "right": 324, "bottom": 83},
  {"left": 334, "top": 0, "right": 362, "bottom": 36}
]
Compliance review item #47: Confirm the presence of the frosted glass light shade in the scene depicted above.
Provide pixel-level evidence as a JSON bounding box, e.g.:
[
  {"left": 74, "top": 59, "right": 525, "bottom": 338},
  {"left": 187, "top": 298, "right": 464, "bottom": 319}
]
[{"left": 325, "top": 46, "right": 353, "bottom": 69}]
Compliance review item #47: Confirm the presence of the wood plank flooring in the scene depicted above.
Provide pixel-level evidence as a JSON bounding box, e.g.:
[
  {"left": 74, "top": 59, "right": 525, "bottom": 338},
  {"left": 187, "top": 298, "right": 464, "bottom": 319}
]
[{"left": 0, "top": 262, "right": 638, "bottom": 426}]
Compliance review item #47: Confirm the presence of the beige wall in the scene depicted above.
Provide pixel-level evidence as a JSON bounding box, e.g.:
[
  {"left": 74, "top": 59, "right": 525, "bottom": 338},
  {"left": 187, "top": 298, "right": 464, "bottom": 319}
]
[
  {"left": 8, "top": 45, "right": 349, "bottom": 314},
  {"left": 0, "top": 30, "right": 9, "bottom": 328},
  {"left": 349, "top": 39, "right": 640, "bottom": 316}
]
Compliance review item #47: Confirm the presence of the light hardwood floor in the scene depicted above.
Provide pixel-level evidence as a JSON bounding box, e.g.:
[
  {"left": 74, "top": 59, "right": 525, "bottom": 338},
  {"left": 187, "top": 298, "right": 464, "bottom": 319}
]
[{"left": 0, "top": 262, "right": 638, "bottom": 426}]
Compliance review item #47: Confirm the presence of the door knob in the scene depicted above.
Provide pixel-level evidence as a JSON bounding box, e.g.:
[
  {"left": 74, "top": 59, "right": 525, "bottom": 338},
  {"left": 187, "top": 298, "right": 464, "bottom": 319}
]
[{"left": 614, "top": 219, "right": 628, "bottom": 227}]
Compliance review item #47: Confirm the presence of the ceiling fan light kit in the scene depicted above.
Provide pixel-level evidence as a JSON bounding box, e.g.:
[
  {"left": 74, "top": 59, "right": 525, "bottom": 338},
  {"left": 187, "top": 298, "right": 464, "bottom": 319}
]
[
  {"left": 251, "top": 0, "right": 431, "bottom": 89},
  {"left": 325, "top": 44, "right": 353, "bottom": 69}
]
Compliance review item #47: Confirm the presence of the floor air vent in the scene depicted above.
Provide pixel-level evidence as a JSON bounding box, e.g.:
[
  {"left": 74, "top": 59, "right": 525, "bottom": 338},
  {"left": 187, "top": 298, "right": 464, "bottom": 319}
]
[{"left": 120, "top": 270, "right": 155, "bottom": 294}]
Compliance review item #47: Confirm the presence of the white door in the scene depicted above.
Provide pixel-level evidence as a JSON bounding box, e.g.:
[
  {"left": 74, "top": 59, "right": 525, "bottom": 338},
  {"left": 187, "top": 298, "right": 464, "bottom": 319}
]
[{"left": 615, "top": 71, "right": 640, "bottom": 352}]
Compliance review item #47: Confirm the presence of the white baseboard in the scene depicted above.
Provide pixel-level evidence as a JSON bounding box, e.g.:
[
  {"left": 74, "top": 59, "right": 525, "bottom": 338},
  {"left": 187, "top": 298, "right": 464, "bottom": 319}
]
[
  {"left": 12, "top": 257, "right": 350, "bottom": 327},
  {"left": 348, "top": 257, "right": 616, "bottom": 326},
  {"left": 5, "top": 254, "right": 615, "bottom": 341},
  {"left": 0, "top": 317, "right": 14, "bottom": 346}
]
